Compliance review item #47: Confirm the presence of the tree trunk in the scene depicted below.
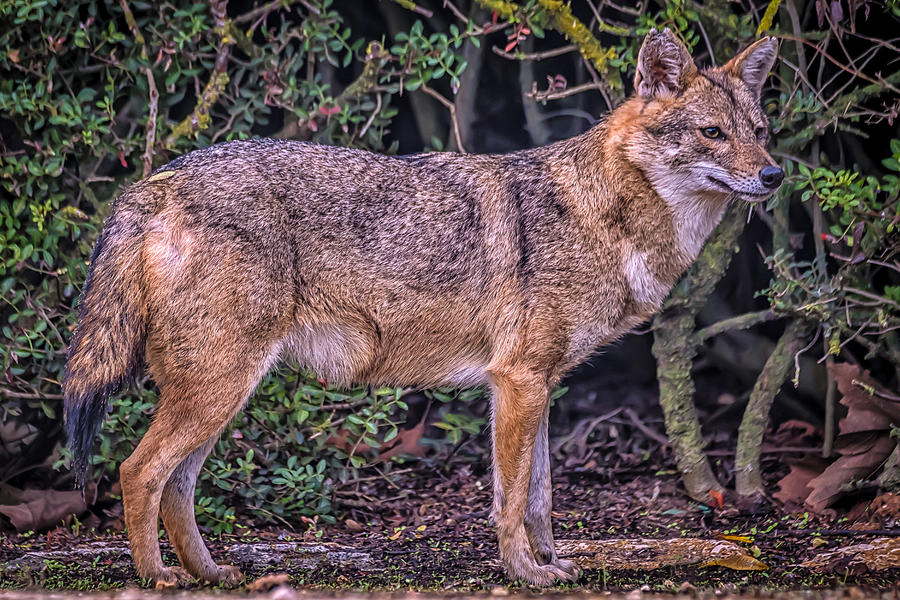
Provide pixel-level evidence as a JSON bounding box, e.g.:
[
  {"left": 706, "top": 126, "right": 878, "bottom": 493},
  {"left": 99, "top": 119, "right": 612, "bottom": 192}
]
[
  {"left": 651, "top": 202, "right": 748, "bottom": 502},
  {"left": 735, "top": 318, "right": 810, "bottom": 497}
]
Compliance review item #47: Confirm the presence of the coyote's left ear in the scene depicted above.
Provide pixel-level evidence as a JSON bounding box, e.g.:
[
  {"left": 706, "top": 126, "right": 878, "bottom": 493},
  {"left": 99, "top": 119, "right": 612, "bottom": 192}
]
[
  {"left": 634, "top": 28, "right": 698, "bottom": 99},
  {"left": 723, "top": 37, "right": 779, "bottom": 97}
]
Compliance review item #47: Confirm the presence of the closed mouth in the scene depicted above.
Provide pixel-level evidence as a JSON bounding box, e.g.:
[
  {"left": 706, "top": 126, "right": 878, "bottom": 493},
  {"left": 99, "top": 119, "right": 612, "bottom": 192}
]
[{"left": 706, "top": 176, "right": 770, "bottom": 200}]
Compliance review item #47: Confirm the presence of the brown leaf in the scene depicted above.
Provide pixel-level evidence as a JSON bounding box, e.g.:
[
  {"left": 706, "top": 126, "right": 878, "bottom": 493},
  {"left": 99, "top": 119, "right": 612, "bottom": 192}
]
[
  {"left": 773, "top": 456, "right": 830, "bottom": 506},
  {"left": 771, "top": 419, "right": 818, "bottom": 447},
  {"left": 326, "top": 428, "right": 370, "bottom": 454},
  {"left": 0, "top": 488, "right": 88, "bottom": 532},
  {"left": 344, "top": 518, "right": 365, "bottom": 532},
  {"left": 832, "top": 362, "right": 900, "bottom": 426},
  {"left": 719, "top": 535, "right": 754, "bottom": 544},
  {"left": 379, "top": 420, "right": 425, "bottom": 462},
  {"left": 245, "top": 573, "right": 291, "bottom": 593},
  {"left": 703, "top": 554, "right": 769, "bottom": 571},
  {"left": 805, "top": 434, "right": 897, "bottom": 512},
  {"left": 800, "top": 363, "right": 900, "bottom": 513}
]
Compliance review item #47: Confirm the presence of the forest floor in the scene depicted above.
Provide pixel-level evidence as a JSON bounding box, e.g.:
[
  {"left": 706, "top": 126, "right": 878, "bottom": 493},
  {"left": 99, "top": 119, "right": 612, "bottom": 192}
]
[
  {"left": 2, "top": 465, "right": 899, "bottom": 596},
  {"left": 3, "top": 376, "right": 900, "bottom": 597}
]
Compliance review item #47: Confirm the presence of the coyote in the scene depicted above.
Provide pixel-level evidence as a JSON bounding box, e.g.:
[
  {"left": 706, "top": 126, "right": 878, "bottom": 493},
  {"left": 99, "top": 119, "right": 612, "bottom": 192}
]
[{"left": 64, "top": 30, "right": 781, "bottom": 587}]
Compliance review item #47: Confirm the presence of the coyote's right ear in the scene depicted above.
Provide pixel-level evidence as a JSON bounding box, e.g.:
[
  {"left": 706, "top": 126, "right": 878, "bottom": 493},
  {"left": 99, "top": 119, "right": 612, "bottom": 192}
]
[{"left": 634, "top": 28, "right": 698, "bottom": 99}]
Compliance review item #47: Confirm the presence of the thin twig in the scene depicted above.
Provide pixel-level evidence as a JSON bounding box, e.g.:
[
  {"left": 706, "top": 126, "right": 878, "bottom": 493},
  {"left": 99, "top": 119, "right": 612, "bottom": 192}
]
[
  {"left": 1, "top": 387, "right": 63, "bottom": 400},
  {"left": 163, "top": 0, "right": 233, "bottom": 149},
  {"left": 391, "top": 0, "right": 433, "bottom": 18},
  {"left": 420, "top": 84, "right": 467, "bottom": 153},
  {"left": 623, "top": 407, "right": 669, "bottom": 448},
  {"left": 843, "top": 286, "right": 900, "bottom": 309},
  {"left": 233, "top": 0, "right": 318, "bottom": 24},
  {"left": 528, "top": 81, "right": 606, "bottom": 102},
  {"left": 693, "top": 310, "right": 779, "bottom": 344},
  {"left": 142, "top": 68, "right": 159, "bottom": 177},
  {"left": 358, "top": 93, "right": 382, "bottom": 140},
  {"left": 793, "top": 326, "right": 821, "bottom": 388},
  {"left": 491, "top": 43, "right": 577, "bottom": 61},
  {"left": 117, "top": 0, "right": 158, "bottom": 176}
]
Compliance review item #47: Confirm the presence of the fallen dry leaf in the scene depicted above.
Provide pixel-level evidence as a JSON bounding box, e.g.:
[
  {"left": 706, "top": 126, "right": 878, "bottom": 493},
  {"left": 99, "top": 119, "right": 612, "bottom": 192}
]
[
  {"left": 245, "top": 572, "right": 291, "bottom": 592},
  {"left": 832, "top": 363, "right": 900, "bottom": 424},
  {"left": 327, "top": 419, "right": 426, "bottom": 462},
  {"left": 796, "top": 363, "right": 900, "bottom": 513},
  {"left": 703, "top": 554, "right": 768, "bottom": 571},
  {"left": 719, "top": 535, "right": 754, "bottom": 543},
  {"left": 379, "top": 420, "right": 426, "bottom": 461},
  {"left": 344, "top": 518, "right": 365, "bottom": 532},
  {"left": 805, "top": 433, "right": 896, "bottom": 512},
  {"left": 773, "top": 456, "right": 831, "bottom": 506},
  {"left": 0, "top": 487, "right": 90, "bottom": 532}
]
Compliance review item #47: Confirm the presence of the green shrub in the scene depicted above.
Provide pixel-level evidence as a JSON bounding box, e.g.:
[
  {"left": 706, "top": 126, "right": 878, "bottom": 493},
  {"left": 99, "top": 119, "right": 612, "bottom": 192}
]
[
  {"left": 6, "top": 0, "right": 897, "bottom": 528},
  {"left": 0, "top": 0, "right": 486, "bottom": 527}
]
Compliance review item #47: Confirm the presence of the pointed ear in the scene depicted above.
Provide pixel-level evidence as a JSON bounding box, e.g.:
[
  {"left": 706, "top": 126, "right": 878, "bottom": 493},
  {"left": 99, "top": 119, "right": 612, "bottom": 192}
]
[
  {"left": 633, "top": 28, "right": 698, "bottom": 99},
  {"left": 723, "top": 37, "right": 779, "bottom": 96}
]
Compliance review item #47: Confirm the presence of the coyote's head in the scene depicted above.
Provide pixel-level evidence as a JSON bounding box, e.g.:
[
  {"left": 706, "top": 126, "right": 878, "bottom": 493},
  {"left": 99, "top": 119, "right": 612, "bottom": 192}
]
[{"left": 624, "top": 29, "right": 782, "bottom": 203}]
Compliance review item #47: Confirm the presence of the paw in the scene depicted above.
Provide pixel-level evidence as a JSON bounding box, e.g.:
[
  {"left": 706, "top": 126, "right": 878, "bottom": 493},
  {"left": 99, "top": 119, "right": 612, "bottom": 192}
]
[
  {"left": 506, "top": 554, "right": 582, "bottom": 586},
  {"left": 532, "top": 545, "right": 556, "bottom": 566},
  {"left": 526, "top": 532, "right": 556, "bottom": 566},
  {"left": 153, "top": 566, "right": 193, "bottom": 590},
  {"left": 513, "top": 561, "right": 581, "bottom": 586},
  {"left": 207, "top": 564, "right": 244, "bottom": 586},
  {"left": 549, "top": 558, "right": 581, "bottom": 581}
]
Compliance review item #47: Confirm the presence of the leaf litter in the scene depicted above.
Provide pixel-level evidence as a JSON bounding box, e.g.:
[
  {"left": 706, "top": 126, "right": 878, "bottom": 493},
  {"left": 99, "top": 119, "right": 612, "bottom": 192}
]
[{"left": 3, "top": 375, "right": 900, "bottom": 593}]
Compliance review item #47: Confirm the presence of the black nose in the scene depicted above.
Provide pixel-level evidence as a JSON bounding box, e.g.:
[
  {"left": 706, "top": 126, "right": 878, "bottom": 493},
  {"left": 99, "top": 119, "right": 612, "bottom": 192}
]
[{"left": 759, "top": 166, "right": 784, "bottom": 189}]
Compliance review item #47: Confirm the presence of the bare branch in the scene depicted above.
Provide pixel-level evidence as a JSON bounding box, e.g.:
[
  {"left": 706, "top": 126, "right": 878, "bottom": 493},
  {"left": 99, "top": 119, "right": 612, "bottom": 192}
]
[
  {"left": 492, "top": 43, "right": 577, "bottom": 61},
  {"left": 420, "top": 84, "right": 467, "bottom": 153},
  {"left": 163, "top": 0, "right": 234, "bottom": 149},
  {"left": 527, "top": 81, "right": 606, "bottom": 102},
  {"left": 233, "top": 0, "right": 319, "bottom": 25},
  {"left": 141, "top": 68, "right": 159, "bottom": 177}
]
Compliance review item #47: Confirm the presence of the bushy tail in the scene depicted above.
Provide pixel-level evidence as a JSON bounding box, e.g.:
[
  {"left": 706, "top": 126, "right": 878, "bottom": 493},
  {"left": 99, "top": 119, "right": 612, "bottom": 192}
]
[{"left": 63, "top": 209, "right": 147, "bottom": 487}]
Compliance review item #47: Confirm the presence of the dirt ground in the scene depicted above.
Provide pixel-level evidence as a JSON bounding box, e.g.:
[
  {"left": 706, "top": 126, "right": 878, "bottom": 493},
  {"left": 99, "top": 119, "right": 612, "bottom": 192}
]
[
  {"left": 3, "top": 382, "right": 900, "bottom": 596},
  {"left": 2, "top": 466, "right": 899, "bottom": 595}
]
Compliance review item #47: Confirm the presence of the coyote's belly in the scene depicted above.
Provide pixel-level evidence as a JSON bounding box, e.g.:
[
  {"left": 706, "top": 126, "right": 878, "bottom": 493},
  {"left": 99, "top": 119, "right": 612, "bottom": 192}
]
[{"left": 283, "top": 297, "right": 494, "bottom": 389}]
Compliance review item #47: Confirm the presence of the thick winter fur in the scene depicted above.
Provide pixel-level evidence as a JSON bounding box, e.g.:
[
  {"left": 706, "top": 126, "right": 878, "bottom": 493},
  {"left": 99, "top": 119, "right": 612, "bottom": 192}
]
[{"left": 63, "top": 31, "right": 780, "bottom": 587}]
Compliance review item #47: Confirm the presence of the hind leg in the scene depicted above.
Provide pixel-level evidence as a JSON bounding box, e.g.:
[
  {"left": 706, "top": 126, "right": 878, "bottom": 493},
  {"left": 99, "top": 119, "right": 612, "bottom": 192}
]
[
  {"left": 524, "top": 402, "right": 579, "bottom": 577},
  {"left": 525, "top": 401, "right": 555, "bottom": 564},
  {"left": 160, "top": 437, "right": 243, "bottom": 585},
  {"left": 120, "top": 357, "right": 265, "bottom": 588}
]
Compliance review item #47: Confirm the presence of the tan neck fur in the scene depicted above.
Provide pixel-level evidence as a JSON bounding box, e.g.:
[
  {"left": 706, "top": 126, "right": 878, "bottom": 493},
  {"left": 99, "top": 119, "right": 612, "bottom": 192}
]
[{"left": 557, "top": 101, "right": 730, "bottom": 279}]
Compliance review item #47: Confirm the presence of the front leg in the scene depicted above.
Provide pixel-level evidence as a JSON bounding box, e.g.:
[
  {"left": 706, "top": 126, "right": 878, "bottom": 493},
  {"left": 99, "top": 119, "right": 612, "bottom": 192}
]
[{"left": 490, "top": 369, "right": 580, "bottom": 586}]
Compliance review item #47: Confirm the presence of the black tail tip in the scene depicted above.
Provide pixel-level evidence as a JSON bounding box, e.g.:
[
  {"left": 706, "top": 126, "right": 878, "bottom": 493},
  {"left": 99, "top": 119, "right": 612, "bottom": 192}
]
[{"left": 64, "top": 392, "right": 107, "bottom": 490}]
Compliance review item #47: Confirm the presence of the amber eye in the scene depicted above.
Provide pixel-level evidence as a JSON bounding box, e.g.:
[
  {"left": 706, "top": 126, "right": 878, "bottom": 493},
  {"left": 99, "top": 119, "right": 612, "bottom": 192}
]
[{"left": 701, "top": 126, "right": 724, "bottom": 140}]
